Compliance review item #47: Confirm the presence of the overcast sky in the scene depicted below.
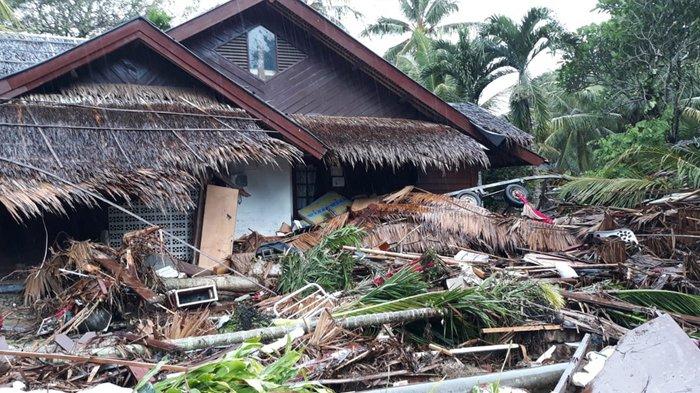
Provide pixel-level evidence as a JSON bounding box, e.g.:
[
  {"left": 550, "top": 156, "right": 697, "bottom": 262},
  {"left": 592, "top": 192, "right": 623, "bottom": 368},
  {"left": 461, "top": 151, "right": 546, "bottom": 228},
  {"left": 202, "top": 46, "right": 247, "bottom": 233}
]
[{"left": 171, "top": 0, "right": 608, "bottom": 107}]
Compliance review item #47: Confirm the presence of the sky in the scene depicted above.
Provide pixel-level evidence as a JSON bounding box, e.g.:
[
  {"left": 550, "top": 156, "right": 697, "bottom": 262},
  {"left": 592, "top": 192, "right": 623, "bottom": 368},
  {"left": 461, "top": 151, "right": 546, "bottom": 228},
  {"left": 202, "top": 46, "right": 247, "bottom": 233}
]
[{"left": 171, "top": 0, "right": 609, "bottom": 107}]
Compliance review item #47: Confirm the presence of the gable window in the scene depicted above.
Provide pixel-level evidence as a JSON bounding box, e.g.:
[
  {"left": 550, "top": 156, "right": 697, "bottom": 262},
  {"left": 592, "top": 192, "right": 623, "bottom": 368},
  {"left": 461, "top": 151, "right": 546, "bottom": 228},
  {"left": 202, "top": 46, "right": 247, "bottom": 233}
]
[
  {"left": 216, "top": 25, "right": 307, "bottom": 82},
  {"left": 248, "top": 26, "right": 278, "bottom": 80}
]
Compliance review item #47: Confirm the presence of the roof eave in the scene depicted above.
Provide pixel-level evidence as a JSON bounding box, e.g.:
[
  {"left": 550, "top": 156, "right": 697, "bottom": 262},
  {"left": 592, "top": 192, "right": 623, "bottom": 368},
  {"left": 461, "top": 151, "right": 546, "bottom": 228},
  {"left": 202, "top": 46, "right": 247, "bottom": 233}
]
[{"left": 0, "top": 17, "right": 328, "bottom": 159}]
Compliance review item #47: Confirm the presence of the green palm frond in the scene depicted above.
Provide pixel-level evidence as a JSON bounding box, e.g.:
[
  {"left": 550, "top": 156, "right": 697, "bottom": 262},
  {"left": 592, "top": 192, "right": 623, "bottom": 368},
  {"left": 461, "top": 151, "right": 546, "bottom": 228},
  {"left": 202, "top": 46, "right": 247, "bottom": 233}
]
[
  {"left": 559, "top": 177, "right": 664, "bottom": 207},
  {"left": 0, "top": 0, "right": 17, "bottom": 25},
  {"left": 610, "top": 290, "right": 700, "bottom": 316},
  {"left": 361, "top": 17, "right": 411, "bottom": 37}
]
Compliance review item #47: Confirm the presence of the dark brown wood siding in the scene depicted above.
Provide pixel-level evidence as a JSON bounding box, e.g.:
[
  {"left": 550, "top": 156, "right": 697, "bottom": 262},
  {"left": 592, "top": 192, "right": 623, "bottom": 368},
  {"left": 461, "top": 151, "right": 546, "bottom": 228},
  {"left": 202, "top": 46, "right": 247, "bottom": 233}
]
[
  {"left": 416, "top": 166, "right": 478, "bottom": 194},
  {"left": 182, "top": 3, "right": 424, "bottom": 119},
  {"left": 38, "top": 42, "right": 199, "bottom": 91}
]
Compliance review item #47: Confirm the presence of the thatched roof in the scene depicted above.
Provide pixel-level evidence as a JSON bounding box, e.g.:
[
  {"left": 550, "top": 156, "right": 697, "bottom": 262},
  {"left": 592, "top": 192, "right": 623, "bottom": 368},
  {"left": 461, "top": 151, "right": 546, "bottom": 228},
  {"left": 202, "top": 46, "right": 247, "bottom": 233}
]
[
  {"left": 0, "top": 32, "right": 84, "bottom": 78},
  {"left": 450, "top": 103, "right": 533, "bottom": 148},
  {"left": 290, "top": 114, "right": 488, "bottom": 171},
  {"left": 0, "top": 84, "right": 301, "bottom": 219}
]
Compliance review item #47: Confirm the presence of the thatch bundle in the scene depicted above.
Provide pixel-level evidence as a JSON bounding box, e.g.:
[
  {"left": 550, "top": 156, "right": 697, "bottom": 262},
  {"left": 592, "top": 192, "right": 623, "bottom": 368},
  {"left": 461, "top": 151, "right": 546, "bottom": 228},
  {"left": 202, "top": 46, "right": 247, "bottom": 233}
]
[
  {"left": 0, "top": 84, "right": 301, "bottom": 219},
  {"left": 291, "top": 114, "right": 489, "bottom": 171},
  {"left": 356, "top": 190, "right": 578, "bottom": 254}
]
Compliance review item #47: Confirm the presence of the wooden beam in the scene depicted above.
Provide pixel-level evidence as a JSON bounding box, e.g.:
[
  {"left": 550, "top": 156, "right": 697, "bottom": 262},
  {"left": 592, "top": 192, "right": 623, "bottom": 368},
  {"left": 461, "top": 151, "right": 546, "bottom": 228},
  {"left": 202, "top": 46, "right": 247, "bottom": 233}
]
[
  {"left": 482, "top": 324, "right": 562, "bottom": 334},
  {"left": 551, "top": 333, "right": 591, "bottom": 393}
]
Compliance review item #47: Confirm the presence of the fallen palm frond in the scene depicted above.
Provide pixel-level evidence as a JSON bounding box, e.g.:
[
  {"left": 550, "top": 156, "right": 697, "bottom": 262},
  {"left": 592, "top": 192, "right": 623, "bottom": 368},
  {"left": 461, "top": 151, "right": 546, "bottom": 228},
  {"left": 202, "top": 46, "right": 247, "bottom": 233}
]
[
  {"left": 559, "top": 177, "right": 664, "bottom": 207},
  {"left": 278, "top": 226, "right": 365, "bottom": 293},
  {"left": 335, "top": 278, "right": 562, "bottom": 341},
  {"left": 610, "top": 290, "right": 700, "bottom": 317},
  {"left": 158, "top": 310, "right": 216, "bottom": 340},
  {"left": 152, "top": 340, "right": 330, "bottom": 393},
  {"left": 360, "top": 190, "right": 578, "bottom": 253},
  {"left": 357, "top": 267, "right": 430, "bottom": 306}
]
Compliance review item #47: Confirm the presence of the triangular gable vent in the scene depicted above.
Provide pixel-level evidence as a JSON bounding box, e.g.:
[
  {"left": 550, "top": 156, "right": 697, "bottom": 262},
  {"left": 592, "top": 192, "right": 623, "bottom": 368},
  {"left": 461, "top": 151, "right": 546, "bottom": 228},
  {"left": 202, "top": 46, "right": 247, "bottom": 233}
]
[{"left": 216, "top": 31, "right": 306, "bottom": 75}]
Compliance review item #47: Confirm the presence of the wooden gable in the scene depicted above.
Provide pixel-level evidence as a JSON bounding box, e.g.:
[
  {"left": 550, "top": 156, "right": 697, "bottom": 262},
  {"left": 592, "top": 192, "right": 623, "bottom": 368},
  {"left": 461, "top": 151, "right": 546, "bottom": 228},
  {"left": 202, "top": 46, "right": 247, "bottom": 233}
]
[{"left": 180, "top": 3, "right": 424, "bottom": 119}]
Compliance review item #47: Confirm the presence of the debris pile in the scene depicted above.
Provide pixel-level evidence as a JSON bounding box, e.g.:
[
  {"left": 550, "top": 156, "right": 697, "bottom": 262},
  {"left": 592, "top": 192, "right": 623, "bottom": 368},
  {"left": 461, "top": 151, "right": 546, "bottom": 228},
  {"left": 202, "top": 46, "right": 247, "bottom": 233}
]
[{"left": 0, "top": 185, "right": 698, "bottom": 393}]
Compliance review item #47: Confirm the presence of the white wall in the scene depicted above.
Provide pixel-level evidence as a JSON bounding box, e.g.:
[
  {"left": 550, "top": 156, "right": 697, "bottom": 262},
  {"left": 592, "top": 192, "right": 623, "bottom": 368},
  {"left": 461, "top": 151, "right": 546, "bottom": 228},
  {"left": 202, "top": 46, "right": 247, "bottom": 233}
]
[{"left": 229, "top": 160, "right": 293, "bottom": 238}]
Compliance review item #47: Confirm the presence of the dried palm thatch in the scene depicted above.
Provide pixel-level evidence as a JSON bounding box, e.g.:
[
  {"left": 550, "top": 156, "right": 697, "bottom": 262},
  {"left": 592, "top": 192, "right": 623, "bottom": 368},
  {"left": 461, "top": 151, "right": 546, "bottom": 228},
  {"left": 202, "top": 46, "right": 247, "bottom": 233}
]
[
  {"left": 358, "top": 190, "right": 578, "bottom": 254},
  {"left": 0, "top": 84, "right": 301, "bottom": 220},
  {"left": 290, "top": 114, "right": 489, "bottom": 171}
]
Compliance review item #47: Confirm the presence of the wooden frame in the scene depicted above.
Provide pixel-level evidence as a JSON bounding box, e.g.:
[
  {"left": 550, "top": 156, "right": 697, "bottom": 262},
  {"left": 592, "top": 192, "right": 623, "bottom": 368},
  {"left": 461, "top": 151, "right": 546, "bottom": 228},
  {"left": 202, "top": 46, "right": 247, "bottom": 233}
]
[{"left": 0, "top": 18, "right": 327, "bottom": 159}]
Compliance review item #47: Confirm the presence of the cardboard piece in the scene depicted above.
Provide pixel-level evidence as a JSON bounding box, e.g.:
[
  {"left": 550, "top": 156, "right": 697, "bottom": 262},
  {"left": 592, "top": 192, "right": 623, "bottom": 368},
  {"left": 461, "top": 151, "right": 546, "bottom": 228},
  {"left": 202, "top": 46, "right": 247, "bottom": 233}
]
[
  {"left": 298, "top": 192, "right": 351, "bottom": 225},
  {"left": 197, "top": 185, "right": 239, "bottom": 269}
]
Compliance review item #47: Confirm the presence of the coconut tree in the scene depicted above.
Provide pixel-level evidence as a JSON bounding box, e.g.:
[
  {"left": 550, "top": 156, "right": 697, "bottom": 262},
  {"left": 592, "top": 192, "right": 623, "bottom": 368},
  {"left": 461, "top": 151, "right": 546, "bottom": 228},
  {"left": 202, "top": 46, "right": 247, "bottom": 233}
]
[
  {"left": 304, "top": 0, "right": 362, "bottom": 29},
  {"left": 361, "top": 0, "right": 467, "bottom": 62},
  {"left": 480, "top": 7, "right": 562, "bottom": 137},
  {"left": 419, "top": 30, "right": 510, "bottom": 104},
  {"left": 395, "top": 29, "right": 457, "bottom": 100}
]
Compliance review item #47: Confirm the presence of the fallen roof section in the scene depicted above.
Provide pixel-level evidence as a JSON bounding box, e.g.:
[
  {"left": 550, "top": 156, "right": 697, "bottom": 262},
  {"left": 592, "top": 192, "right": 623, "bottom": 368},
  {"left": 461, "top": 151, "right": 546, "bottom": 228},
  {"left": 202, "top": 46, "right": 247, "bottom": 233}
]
[
  {"left": 291, "top": 114, "right": 488, "bottom": 171},
  {"left": 0, "top": 18, "right": 327, "bottom": 159},
  {"left": 0, "top": 83, "right": 300, "bottom": 220}
]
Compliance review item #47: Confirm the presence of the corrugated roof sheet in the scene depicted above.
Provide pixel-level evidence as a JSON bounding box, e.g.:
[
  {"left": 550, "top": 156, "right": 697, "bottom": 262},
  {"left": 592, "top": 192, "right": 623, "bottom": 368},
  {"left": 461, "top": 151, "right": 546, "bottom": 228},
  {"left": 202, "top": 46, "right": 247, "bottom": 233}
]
[{"left": 0, "top": 31, "right": 83, "bottom": 78}]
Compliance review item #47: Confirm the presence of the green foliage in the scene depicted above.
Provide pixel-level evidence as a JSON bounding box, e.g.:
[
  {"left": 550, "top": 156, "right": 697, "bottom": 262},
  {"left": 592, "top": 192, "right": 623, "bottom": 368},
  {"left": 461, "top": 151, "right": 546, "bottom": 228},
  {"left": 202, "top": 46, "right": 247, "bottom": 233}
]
[
  {"left": 145, "top": 7, "right": 172, "bottom": 30},
  {"left": 419, "top": 31, "right": 509, "bottom": 103},
  {"left": 153, "top": 341, "right": 331, "bottom": 393},
  {"left": 303, "top": 0, "right": 362, "bottom": 30},
  {"left": 335, "top": 278, "right": 562, "bottom": 342},
  {"left": 8, "top": 0, "right": 163, "bottom": 37},
  {"left": 278, "top": 226, "right": 365, "bottom": 294},
  {"left": 559, "top": 177, "right": 664, "bottom": 207},
  {"left": 558, "top": 0, "right": 700, "bottom": 141},
  {"left": 0, "top": 0, "right": 17, "bottom": 27},
  {"left": 480, "top": 7, "right": 563, "bottom": 134},
  {"left": 357, "top": 267, "right": 430, "bottom": 306},
  {"left": 611, "top": 290, "right": 700, "bottom": 316},
  {"left": 593, "top": 118, "right": 669, "bottom": 177},
  {"left": 362, "top": 0, "right": 467, "bottom": 62}
]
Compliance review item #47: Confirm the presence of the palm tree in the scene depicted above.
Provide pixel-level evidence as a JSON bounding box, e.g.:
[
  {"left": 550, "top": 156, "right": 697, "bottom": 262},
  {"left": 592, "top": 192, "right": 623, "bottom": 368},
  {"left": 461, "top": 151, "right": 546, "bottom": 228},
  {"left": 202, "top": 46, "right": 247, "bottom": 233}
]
[
  {"left": 480, "top": 7, "right": 562, "bottom": 136},
  {"left": 395, "top": 30, "right": 450, "bottom": 98},
  {"left": 419, "top": 30, "right": 509, "bottom": 103},
  {"left": 304, "top": 0, "right": 362, "bottom": 29},
  {"left": 361, "top": 0, "right": 467, "bottom": 62},
  {"left": 544, "top": 85, "right": 623, "bottom": 173}
]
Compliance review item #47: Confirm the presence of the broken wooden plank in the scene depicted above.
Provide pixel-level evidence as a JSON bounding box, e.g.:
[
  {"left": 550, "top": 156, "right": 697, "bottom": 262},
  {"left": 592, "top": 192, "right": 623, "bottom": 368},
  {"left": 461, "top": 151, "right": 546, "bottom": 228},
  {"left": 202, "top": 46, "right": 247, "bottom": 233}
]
[
  {"left": 482, "top": 324, "right": 562, "bottom": 334},
  {"left": 0, "top": 349, "right": 187, "bottom": 372},
  {"left": 93, "top": 257, "right": 160, "bottom": 303},
  {"left": 197, "top": 185, "right": 239, "bottom": 270},
  {"left": 551, "top": 333, "right": 591, "bottom": 393}
]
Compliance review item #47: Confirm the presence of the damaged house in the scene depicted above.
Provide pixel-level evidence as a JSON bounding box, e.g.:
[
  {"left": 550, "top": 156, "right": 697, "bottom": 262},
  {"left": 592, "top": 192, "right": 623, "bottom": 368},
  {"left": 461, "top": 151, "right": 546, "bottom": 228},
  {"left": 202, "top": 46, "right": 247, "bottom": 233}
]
[{"left": 0, "top": 0, "right": 542, "bottom": 270}]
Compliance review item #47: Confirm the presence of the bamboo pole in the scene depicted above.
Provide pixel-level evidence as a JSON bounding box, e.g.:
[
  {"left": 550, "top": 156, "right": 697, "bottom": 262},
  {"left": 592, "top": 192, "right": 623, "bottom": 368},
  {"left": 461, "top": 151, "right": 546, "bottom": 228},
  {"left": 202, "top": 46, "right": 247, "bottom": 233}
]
[
  {"left": 161, "top": 276, "right": 261, "bottom": 292},
  {"left": 0, "top": 349, "right": 187, "bottom": 372},
  {"left": 166, "top": 308, "right": 441, "bottom": 351}
]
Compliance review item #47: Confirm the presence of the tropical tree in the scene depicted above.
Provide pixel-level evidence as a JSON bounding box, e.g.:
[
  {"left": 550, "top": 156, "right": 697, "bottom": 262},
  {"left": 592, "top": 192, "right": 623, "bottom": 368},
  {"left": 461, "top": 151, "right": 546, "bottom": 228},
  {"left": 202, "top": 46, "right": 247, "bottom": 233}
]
[
  {"left": 304, "top": 0, "right": 362, "bottom": 29},
  {"left": 535, "top": 74, "right": 624, "bottom": 173},
  {"left": 361, "top": 0, "right": 467, "bottom": 62},
  {"left": 419, "top": 30, "right": 509, "bottom": 103},
  {"left": 559, "top": 0, "right": 700, "bottom": 143},
  {"left": 395, "top": 30, "right": 455, "bottom": 100},
  {"left": 8, "top": 0, "right": 164, "bottom": 37},
  {"left": 480, "top": 7, "right": 562, "bottom": 137}
]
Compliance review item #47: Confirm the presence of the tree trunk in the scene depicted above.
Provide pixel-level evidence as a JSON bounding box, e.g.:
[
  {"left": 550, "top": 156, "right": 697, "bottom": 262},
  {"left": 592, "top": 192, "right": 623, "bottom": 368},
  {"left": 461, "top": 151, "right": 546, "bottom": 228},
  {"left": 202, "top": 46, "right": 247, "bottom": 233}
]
[{"left": 165, "top": 308, "right": 441, "bottom": 351}]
